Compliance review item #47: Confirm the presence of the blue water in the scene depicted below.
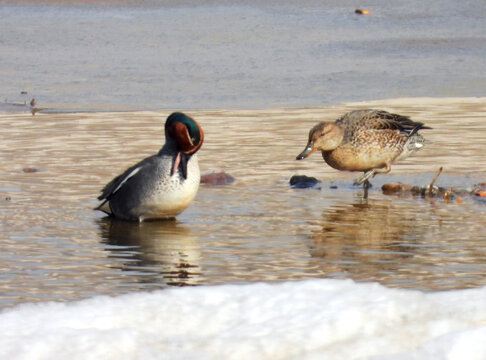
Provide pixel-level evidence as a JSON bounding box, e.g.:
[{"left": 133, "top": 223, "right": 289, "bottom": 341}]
[{"left": 0, "top": 0, "right": 485, "bottom": 111}]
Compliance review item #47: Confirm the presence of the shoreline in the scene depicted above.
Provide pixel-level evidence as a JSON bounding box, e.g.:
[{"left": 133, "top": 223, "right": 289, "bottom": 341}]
[{"left": 1, "top": 96, "right": 485, "bottom": 115}]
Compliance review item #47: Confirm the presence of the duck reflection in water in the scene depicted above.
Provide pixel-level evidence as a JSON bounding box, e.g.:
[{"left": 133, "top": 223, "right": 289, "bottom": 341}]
[
  {"left": 97, "top": 218, "right": 203, "bottom": 287},
  {"left": 309, "top": 198, "right": 422, "bottom": 287}
]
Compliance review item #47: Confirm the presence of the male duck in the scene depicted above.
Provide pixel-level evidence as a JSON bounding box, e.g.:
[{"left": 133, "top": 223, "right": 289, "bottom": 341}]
[
  {"left": 96, "top": 112, "right": 204, "bottom": 222},
  {"left": 296, "top": 109, "right": 430, "bottom": 187}
]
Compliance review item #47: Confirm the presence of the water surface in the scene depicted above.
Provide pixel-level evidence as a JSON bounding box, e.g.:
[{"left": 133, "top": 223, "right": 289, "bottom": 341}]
[
  {"left": 1, "top": 0, "right": 485, "bottom": 110},
  {"left": 1, "top": 98, "right": 485, "bottom": 308}
]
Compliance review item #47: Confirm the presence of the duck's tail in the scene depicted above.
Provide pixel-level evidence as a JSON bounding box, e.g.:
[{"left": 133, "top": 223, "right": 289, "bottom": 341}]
[
  {"left": 396, "top": 133, "right": 429, "bottom": 161},
  {"left": 408, "top": 122, "right": 432, "bottom": 136}
]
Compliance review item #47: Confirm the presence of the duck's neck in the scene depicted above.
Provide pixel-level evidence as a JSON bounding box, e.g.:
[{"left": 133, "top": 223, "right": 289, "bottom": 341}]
[{"left": 158, "top": 137, "right": 178, "bottom": 156}]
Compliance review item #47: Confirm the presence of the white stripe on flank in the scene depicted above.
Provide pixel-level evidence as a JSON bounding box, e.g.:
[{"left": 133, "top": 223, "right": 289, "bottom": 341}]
[{"left": 113, "top": 167, "right": 141, "bottom": 194}]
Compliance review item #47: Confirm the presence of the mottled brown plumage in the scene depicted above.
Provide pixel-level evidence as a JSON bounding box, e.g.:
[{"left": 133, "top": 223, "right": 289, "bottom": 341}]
[{"left": 296, "top": 109, "right": 431, "bottom": 185}]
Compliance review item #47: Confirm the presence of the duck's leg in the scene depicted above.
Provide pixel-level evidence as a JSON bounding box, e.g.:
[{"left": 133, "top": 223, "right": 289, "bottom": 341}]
[
  {"left": 363, "top": 179, "right": 371, "bottom": 190},
  {"left": 354, "top": 162, "right": 392, "bottom": 186},
  {"left": 362, "top": 179, "right": 370, "bottom": 199},
  {"left": 354, "top": 170, "right": 375, "bottom": 185}
]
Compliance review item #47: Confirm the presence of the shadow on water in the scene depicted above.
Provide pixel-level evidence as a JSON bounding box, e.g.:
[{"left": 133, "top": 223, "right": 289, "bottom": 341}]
[{"left": 97, "top": 218, "right": 204, "bottom": 287}]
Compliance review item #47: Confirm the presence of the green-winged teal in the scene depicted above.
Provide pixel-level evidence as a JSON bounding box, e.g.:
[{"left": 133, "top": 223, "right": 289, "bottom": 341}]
[
  {"left": 96, "top": 112, "right": 204, "bottom": 222},
  {"left": 296, "top": 109, "right": 430, "bottom": 186}
]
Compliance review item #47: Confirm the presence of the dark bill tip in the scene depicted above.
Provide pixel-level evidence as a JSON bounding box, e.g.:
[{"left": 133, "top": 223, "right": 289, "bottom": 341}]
[{"left": 296, "top": 145, "right": 315, "bottom": 160}]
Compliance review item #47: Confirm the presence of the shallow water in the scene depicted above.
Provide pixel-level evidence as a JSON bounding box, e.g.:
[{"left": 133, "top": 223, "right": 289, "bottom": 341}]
[
  {"left": 1, "top": 0, "right": 485, "bottom": 110},
  {"left": 1, "top": 98, "right": 485, "bottom": 308}
]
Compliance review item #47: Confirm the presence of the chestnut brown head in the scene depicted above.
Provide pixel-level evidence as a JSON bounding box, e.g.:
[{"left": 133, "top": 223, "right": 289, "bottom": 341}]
[
  {"left": 296, "top": 122, "right": 344, "bottom": 160},
  {"left": 165, "top": 112, "right": 204, "bottom": 155}
]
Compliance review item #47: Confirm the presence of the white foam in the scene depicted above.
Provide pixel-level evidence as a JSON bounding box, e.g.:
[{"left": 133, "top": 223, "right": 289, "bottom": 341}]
[{"left": 1, "top": 279, "right": 486, "bottom": 360}]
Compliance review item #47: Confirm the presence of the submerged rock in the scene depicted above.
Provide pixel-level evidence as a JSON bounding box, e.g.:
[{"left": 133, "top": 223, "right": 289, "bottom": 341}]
[
  {"left": 23, "top": 167, "right": 38, "bottom": 173},
  {"left": 382, "top": 183, "right": 411, "bottom": 195},
  {"left": 289, "top": 175, "right": 322, "bottom": 189},
  {"left": 200, "top": 172, "right": 235, "bottom": 185}
]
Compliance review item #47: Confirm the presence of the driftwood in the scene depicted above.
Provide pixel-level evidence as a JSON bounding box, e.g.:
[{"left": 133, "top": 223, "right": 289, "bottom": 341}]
[
  {"left": 382, "top": 167, "right": 486, "bottom": 203},
  {"left": 289, "top": 169, "right": 485, "bottom": 203}
]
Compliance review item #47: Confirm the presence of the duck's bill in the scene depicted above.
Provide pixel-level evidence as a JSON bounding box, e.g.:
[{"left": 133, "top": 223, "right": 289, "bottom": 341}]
[
  {"left": 296, "top": 145, "right": 316, "bottom": 160},
  {"left": 171, "top": 152, "right": 190, "bottom": 179}
]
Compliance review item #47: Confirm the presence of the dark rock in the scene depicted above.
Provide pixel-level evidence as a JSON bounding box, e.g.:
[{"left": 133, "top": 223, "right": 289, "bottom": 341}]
[{"left": 290, "top": 175, "right": 322, "bottom": 189}]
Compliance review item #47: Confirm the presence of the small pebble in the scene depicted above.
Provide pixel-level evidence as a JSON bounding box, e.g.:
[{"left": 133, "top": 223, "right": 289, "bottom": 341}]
[
  {"left": 23, "top": 167, "right": 38, "bottom": 173},
  {"left": 355, "top": 8, "right": 371, "bottom": 15},
  {"left": 475, "top": 191, "right": 486, "bottom": 197}
]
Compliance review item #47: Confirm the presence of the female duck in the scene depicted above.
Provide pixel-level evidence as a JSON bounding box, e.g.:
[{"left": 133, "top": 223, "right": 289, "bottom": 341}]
[
  {"left": 296, "top": 109, "right": 430, "bottom": 186},
  {"left": 96, "top": 112, "right": 204, "bottom": 222}
]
